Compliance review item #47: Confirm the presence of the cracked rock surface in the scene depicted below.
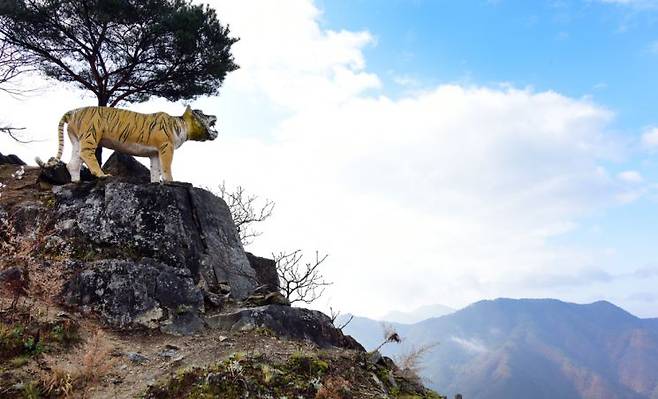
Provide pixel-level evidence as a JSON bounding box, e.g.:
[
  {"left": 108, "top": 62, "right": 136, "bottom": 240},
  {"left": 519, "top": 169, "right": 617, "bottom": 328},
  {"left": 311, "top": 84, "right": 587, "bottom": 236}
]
[
  {"left": 52, "top": 179, "right": 258, "bottom": 300},
  {"left": 1, "top": 168, "right": 264, "bottom": 333}
]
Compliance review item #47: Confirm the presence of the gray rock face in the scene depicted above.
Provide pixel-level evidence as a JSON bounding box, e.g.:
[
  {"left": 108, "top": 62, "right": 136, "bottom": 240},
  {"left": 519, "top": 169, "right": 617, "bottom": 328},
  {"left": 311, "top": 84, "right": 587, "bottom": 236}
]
[
  {"left": 52, "top": 180, "right": 257, "bottom": 300},
  {"left": 206, "top": 305, "right": 365, "bottom": 351},
  {"left": 245, "top": 252, "right": 279, "bottom": 292},
  {"left": 62, "top": 258, "right": 204, "bottom": 332}
]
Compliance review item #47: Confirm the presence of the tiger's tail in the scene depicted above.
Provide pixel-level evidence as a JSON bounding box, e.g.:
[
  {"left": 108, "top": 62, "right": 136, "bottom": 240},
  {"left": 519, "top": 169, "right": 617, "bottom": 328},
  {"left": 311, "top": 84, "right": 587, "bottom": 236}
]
[{"left": 36, "top": 110, "right": 73, "bottom": 167}]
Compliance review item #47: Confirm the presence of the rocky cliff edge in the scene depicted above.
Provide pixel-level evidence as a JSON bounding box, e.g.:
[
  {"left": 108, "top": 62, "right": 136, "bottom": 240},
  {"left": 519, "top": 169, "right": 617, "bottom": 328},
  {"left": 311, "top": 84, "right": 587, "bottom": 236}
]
[{"left": 0, "top": 153, "right": 443, "bottom": 399}]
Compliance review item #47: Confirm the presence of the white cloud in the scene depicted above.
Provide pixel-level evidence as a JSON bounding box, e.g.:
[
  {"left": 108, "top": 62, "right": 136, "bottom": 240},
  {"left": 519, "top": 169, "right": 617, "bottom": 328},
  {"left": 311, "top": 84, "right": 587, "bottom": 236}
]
[
  {"left": 392, "top": 74, "right": 420, "bottom": 88},
  {"left": 1, "top": 0, "right": 653, "bottom": 317},
  {"left": 642, "top": 127, "right": 658, "bottom": 148},
  {"left": 597, "top": 0, "right": 657, "bottom": 5},
  {"left": 595, "top": 0, "right": 658, "bottom": 9},
  {"left": 618, "top": 170, "right": 644, "bottom": 183}
]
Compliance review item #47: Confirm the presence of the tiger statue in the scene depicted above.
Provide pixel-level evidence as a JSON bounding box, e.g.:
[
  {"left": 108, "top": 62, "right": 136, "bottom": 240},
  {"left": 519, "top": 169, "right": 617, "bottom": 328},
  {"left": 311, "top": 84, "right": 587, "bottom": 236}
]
[{"left": 36, "top": 105, "right": 218, "bottom": 183}]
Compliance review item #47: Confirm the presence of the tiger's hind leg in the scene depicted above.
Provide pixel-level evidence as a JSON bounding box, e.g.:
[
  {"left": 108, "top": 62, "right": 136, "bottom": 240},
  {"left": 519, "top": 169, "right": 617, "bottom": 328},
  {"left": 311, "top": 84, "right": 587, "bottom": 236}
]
[
  {"left": 66, "top": 133, "right": 82, "bottom": 182},
  {"left": 149, "top": 154, "right": 161, "bottom": 183}
]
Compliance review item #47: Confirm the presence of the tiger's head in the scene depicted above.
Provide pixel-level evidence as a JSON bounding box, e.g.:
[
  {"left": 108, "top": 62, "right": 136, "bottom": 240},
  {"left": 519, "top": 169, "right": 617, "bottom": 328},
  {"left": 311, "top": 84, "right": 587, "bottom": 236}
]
[{"left": 184, "top": 106, "right": 218, "bottom": 142}]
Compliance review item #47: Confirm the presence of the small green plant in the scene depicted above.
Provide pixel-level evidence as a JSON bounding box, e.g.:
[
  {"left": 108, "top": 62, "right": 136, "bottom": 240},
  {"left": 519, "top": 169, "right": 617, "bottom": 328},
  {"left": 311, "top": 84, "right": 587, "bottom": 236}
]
[
  {"left": 260, "top": 364, "right": 275, "bottom": 384},
  {"left": 48, "top": 321, "right": 80, "bottom": 348},
  {"left": 287, "top": 352, "right": 329, "bottom": 376},
  {"left": 9, "top": 355, "right": 29, "bottom": 368},
  {"left": 21, "top": 381, "right": 41, "bottom": 399}
]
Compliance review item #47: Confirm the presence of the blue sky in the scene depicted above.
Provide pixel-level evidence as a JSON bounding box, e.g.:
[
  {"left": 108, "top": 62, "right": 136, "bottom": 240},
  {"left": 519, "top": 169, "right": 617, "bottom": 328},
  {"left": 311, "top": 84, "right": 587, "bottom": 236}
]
[
  {"left": 314, "top": 0, "right": 658, "bottom": 314},
  {"left": 318, "top": 0, "right": 658, "bottom": 129},
  {"left": 2, "top": 0, "right": 658, "bottom": 318}
]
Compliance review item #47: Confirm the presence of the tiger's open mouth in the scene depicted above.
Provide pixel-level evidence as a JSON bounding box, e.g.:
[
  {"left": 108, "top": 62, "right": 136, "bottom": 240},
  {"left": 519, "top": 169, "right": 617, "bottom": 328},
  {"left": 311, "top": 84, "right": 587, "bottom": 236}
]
[
  {"left": 206, "top": 117, "right": 218, "bottom": 140},
  {"left": 193, "top": 110, "right": 218, "bottom": 141}
]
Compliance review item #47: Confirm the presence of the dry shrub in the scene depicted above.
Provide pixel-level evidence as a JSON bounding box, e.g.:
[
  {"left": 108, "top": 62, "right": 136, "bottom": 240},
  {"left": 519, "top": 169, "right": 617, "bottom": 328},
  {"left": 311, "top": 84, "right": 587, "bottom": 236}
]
[
  {"left": 373, "top": 322, "right": 402, "bottom": 352},
  {"left": 394, "top": 342, "right": 439, "bottom": 382},
  {"left": 1, "top": 212, "right": 67, "bottom": 307},
  {"left": 43, "top": 367, "right": 74, "bottom": 398},
  {"left": 315, "top": 376, "right": 352, "bottom": 399},
  {"left": 42, "top": 329, "right": 116, "bottom": 397}
]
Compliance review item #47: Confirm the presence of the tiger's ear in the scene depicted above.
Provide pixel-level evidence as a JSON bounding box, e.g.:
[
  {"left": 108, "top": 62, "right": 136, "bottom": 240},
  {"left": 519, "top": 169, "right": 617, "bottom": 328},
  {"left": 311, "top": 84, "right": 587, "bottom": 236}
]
[{"left": 183, "top": 105, "right": 193, "bottom": 116}]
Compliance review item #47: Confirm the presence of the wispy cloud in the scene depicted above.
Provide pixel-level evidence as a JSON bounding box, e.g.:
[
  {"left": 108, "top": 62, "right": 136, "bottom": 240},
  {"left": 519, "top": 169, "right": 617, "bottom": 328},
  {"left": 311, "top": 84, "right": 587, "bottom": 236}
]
[
  {"left": 451, "top": 337, "right": 489, "bottom": 353},
  {"left": 641, "top": 127, "right": 658, "bottom": 149},
  {"left": 596, "top": 0, "right": 658, "bottom": 9},
  {"left": 392, "top": 74, "right": 420, "bottom": 88},
  {"left": 510, "top": 265, "right": 658, "bottom": 290},
  {"left": 617, "top": 170, "right": 644, "bottom": 183}
]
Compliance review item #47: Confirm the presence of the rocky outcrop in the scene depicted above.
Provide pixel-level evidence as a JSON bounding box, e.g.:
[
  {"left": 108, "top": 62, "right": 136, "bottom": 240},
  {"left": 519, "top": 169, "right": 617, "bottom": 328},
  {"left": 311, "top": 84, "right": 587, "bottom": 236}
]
[
  {"left": 0, "top": 153, "right": 25, "bottom": 166},
  {"left": 206, "top": 305, "right": 365, "bottom": 351},
  {"left": 1, "top": 162, "right": 364, "bottom": 352},
  {"left": 102, "top": 152, "right": 150, "bottom": 183},
  {"left": 51, "top": 179, "right": 258, "bottom": 300},
  {"left": 62, "top": 258, "right": 205, "bottom": 334},
  {"left": 1, "top": 173, "right": 262, "bottom": 333}
]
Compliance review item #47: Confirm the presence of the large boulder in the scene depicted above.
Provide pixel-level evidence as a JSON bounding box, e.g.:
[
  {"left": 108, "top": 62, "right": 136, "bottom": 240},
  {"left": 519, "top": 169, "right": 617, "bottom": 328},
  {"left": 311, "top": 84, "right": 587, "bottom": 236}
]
[
  {"left": 51, "top": 180, "right": 258, "bottom": 300},
  {"left": 0, "top": 153, "right": 25, "bottom": 166},
  {"left": 206, "top": 305, "right": 365, "bottom": 351},
  {"left": 102, "top": 152, "right": 150, "bottom": 183},
  {"left": 1, "top": 177, "right": 264, "bottom": 332}
]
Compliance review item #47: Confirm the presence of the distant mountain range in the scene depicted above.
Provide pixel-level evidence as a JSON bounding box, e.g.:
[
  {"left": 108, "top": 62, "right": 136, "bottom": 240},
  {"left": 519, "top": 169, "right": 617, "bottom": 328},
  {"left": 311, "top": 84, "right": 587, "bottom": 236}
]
[{"left": 341, "top": 299, "right": 658, "bottom": 399}]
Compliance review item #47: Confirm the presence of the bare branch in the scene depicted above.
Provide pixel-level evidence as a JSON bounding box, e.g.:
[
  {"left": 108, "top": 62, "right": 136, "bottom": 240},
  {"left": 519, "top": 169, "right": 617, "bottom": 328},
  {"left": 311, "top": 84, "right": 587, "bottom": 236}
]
[
  {"left": 330, "top": 307, "right": 354, "bottom": 331},
  {"left": 274, "top": 250, "right": 332, "bottom": 305},
  {"left": 211, "top": 183, "right": 329, "bottom": 305},
  {"left": 0, "top": 40, "right": 41, "bottom": 99},
  {"left": 0, "top": 126, "right": 34, "bottom": 143},
  {"left": 215, "top": 182, "right": 275, "bottom": 247}
]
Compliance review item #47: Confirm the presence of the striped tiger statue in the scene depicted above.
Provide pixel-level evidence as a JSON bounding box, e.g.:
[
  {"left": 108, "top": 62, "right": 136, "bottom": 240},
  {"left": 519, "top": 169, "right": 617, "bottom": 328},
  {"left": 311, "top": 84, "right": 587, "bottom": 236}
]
[{"left": 36, "top": 105, "right": 218, "bottom": 183}]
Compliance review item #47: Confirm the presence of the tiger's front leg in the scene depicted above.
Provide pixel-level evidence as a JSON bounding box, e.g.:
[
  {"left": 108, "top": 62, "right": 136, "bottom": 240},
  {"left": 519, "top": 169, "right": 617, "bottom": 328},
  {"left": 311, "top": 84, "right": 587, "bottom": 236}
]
[
  {"left": 158, "top": 143, "right": 174, "bottom": 182},
  {"left": 80, "top": 143, "right": 110, "bottom": 179}
]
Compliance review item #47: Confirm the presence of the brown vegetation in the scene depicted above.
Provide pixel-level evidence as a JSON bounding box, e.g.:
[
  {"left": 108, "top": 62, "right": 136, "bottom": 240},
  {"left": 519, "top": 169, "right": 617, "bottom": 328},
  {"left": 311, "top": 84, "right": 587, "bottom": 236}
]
[{"left": 41, "top": 329, "right": 116, "bottom": 398}]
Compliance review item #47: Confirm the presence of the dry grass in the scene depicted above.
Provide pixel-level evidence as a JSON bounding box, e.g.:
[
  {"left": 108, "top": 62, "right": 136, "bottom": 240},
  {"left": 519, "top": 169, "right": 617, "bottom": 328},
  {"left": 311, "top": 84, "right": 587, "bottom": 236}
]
[
  {"left": 394, "top": 342, "right": 439, "bottom": 382},
  {"left": 41, "top": 329, "right": 116, "bottom": 397},
  {"left": 1, "top": 212, "right": 68, "bottom": 308}
]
